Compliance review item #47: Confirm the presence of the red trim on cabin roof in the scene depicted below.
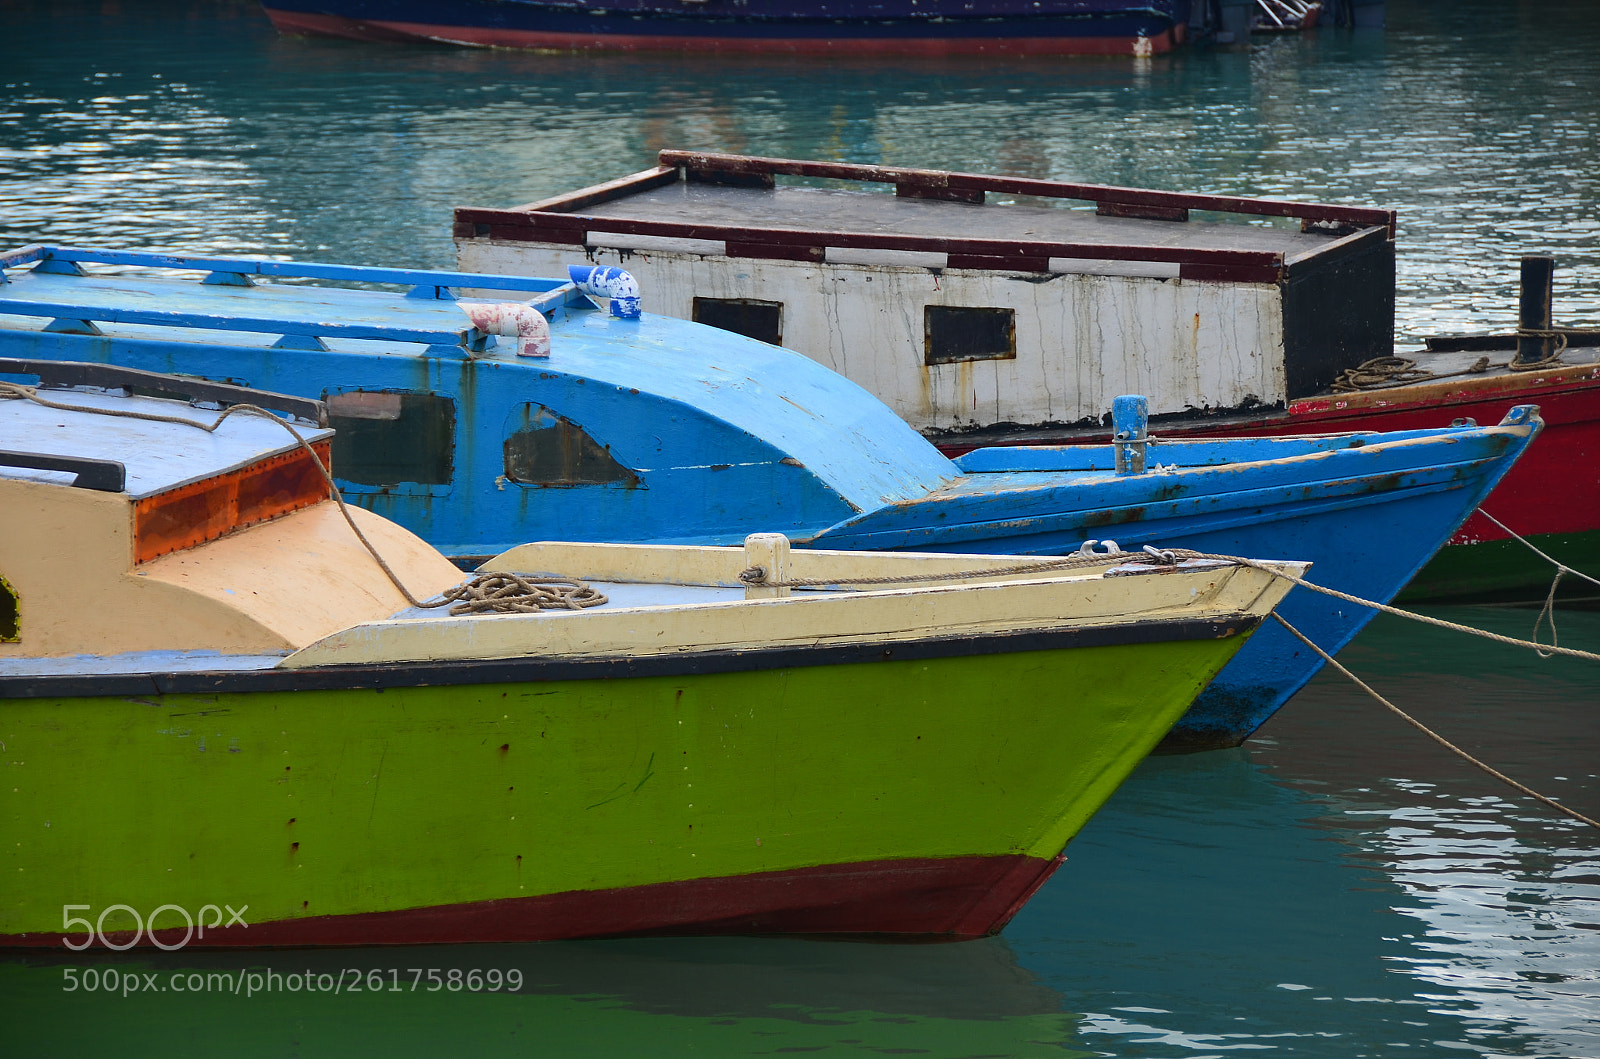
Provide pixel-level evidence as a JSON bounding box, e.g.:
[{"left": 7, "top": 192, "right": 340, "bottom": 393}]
[
  {"left": 132, "top": 441, "right": 333, "bottom": 564},
  {"left": 9, "top": 852, "right": 1065, "bottom": 949},
  {"left": 452, "top": 206, "right": 1293, "bottom": 279}
]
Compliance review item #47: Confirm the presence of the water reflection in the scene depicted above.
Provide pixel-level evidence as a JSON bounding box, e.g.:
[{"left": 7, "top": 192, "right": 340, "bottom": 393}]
[
  {"left": 3, "top": 3, "right": 1598, "bottom": 1055},
  {"left": 5, "top": 0, "right": 1596, "bottom": 340},
  {"left": 5, "top": 935, "right": 1084, "bottom": 1056},
  {"left": 1248, "top": 607, "right": 1600, "bottom": 1058}
]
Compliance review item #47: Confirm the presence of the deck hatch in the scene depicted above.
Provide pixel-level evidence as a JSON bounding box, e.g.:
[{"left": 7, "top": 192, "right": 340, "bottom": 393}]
[
  {"left": 692, "top": 297, "right": 784, "bottom": 346},
  {"left": 924, "top": 306, "right": 1016, "bottom": 365},
  {"left": 503, "top": 404, "right": 640, "bottom": 488},
  {"left": 325, "top": 391, "right": 455, "bottom": 489}
]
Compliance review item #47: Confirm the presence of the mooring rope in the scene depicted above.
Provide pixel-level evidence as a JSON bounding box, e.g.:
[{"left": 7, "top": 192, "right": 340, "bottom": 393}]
[
  {"left": 1469, "top": 508, "right": 1600, "bottom": 659},
  {"left": 3, "top": 382, "right": 604, "bottom": 613},
  {"left": 1475, "top": 509, "right": 1600, "bottom": 591},
  {"left": 1187, "top": 550, "right": 1600, "bottom": 664},
  {"left": 1272, "top": 612, "right": 1600, "bottom": 831}
]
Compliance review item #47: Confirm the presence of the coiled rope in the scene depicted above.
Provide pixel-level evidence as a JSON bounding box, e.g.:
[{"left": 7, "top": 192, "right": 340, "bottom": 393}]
[
  {"left": 1, "top": 382, "right": 605, "bottom": 613},
  {"left": 1331, "top": 325, "right": 1600, "bottom": 391}
]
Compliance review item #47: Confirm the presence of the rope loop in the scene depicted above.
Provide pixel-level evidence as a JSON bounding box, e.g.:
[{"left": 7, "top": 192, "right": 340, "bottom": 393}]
[{"left": 420, "top": 573, "right": 608, "bottom": 615}]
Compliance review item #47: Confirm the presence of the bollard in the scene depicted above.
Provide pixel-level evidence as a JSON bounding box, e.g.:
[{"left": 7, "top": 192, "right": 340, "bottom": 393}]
[
  {"left": 1515, "top": 255, "right": 1556, "bottom": 367},
  {"left": 743, "top": 533, "right": 791, "bottom": 599},
  {"left": 1112, "top": 395, "right": 1149, "bottom": 476}
]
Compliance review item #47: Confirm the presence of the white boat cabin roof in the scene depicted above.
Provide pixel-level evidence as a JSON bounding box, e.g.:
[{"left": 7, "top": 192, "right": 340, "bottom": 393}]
[
  {"left": 0, "top": 387, "right": 331, "bottom": 498},
  {"left": 575, "top": 181, "right": 1342, "bottom": 258}
]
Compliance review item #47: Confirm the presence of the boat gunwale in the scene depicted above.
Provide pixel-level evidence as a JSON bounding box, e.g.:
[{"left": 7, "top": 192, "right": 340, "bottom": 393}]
[{"left": 0, "top": 612, "right": 1261, "bottom": 699}]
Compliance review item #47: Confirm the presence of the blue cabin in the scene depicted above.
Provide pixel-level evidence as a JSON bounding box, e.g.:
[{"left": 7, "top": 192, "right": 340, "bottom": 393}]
[{"left": 0, "top": 246, "right": 1541, "bottom": 749}]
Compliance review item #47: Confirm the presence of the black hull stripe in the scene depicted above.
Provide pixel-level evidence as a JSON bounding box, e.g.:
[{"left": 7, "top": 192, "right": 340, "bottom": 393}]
[{"left": 0, "top": 614, "right": 1258, "bottom": 699}]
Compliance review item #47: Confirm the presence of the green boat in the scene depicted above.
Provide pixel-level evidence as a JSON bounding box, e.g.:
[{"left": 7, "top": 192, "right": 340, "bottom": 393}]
[{"left": 0, "top": 369, "right": 1299, "bottom": 946}]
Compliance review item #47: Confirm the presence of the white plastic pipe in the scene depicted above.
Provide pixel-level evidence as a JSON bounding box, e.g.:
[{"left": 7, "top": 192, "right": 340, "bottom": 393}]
[{"left": 459, "top": 302, "right": 551, "bottom": 358}]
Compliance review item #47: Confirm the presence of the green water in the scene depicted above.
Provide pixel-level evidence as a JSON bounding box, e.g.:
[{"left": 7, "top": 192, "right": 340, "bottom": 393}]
[{"left": 3, "top": 2, "right": 1598, "bottom": 1054}]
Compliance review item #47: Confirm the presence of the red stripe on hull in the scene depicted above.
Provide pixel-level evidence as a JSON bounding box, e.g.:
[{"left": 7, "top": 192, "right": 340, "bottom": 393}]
[
  {"left": 263, "top": 9, "right": 1181, "bottom": 55},
  {"left": 3, "top": 854, "right": 1063, "bottom": 950},
  {"left": 1282, "top": 375, "right": 1600, "bottom": 546}
]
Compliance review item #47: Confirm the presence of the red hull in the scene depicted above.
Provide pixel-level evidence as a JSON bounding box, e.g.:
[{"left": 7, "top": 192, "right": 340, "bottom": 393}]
[
  {"left": 263, "top": 9, "right": 1183, "bottom": 56},
  {"left": 2, "top": 853, "right": 1062, "bottom": 950}
]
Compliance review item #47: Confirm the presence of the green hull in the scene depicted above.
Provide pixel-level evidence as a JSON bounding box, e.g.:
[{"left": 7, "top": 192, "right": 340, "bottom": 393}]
[
  {"left": 2, "top": 632, "right": 1247, "bottom": 944},
  {"left": 1399, "top": 528, "right": 1600, "bottom": 604}
]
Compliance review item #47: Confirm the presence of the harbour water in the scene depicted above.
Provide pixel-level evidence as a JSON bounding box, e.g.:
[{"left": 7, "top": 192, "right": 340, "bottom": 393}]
[{"left": 3, "top": 1, "right": 1598, "bottom": 1055}]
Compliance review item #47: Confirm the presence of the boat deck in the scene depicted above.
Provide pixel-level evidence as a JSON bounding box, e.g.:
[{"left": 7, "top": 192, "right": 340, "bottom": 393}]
[{"left": 581, "top": 182, "right": 1340, "bottom": 258}]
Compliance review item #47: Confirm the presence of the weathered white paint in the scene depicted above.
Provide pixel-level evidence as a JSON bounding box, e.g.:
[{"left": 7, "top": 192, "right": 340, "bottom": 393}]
[{"left": 459, "top": 240, "right": 1287, "bottom": 434}]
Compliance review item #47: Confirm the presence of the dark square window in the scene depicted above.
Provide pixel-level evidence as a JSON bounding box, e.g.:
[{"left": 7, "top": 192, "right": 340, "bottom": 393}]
[
  {"left": 924, "top": 305, "right": 1016, "bottom": 365},
  {"left": 324, "top": 390, "right": 455, "bottom": 487},
  {"left": 693, "top": 297, "right": 784, "bottom": 346}
]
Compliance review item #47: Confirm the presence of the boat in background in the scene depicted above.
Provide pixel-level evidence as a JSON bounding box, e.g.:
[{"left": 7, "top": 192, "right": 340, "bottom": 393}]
[
  {"left": 258, "top": 0, "right": 1192, "bottom": 56},
  {"left": 454, "top": 151, "right": 1596, "bottom": 603},
  {"left": 0, "top": 246, "right": 1542, "bottom": 749},
  {"left": 0, "top": 373, "right": 1299, "bottom": 946}
]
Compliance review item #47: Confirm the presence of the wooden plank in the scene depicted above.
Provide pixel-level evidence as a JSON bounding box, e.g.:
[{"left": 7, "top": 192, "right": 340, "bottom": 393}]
[
  {"left": 1178, "top": 262, "right": 1284, "bottom": 283},
  {"left": 726, "top": 241, "right": 824, "bottom": 262},
  {"left": 1097, "top": 201, "right": 1189, "bottom": 222},
  {"left": 1, "top": 296, "right": 471, "bottom": 347},
  {"left": 896, "top": 184, "right": 984, "bottom": 204},
  {"left": 508, "top": 166, "right": 678, "bottom": 213},
  {"left": 36, "top": 246, "right": 571, "bottom": 295},
  {"left": 0, "top": 245, "right": 46, "bottom": 272}
]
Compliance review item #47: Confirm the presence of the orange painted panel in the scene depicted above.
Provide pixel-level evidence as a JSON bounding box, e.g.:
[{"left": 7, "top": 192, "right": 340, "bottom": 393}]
[{"left": 134, "top": 442, "right": 332, "bottom": 563}]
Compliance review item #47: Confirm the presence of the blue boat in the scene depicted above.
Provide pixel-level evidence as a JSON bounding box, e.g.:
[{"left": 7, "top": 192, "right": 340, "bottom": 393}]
[
  {"left": 258, "top": 0, "right": 1193, "bottom": 56},
  {"left": 0, "top": 246, "right": 1539, "bottom": 749}
]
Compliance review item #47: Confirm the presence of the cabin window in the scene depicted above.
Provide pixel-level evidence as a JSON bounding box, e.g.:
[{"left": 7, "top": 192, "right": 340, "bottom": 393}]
[
  {"left": 924, "top": 306, "right": 1016, "bottom": 365},
  {"left": 324, "top": 390, "right": 455, "bottom": 488},
  {"left": 0, "top": 574, "right": 17, "bottom": 642},
  {"left": 692, "top": 297, "right": 784, "bottom": 346},
  {"left": 502, "top": 404, "right": 640, "bottom": 488}
]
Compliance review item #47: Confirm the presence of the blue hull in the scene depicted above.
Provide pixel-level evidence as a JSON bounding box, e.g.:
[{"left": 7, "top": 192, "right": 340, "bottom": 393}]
[
  {"left": 260, "top": 0, "right": 1191, "bottom": 53},
  {"left": 0, "top": 248, "right": 1538, "bottom": 749}
]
